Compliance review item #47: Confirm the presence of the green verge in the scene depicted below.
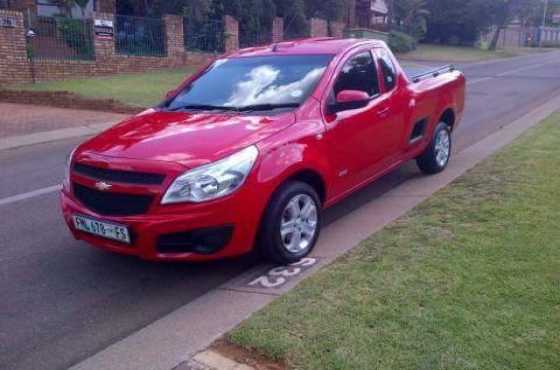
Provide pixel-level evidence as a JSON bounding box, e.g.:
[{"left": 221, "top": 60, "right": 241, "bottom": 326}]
[
  {"left": 399, "top": 44, "right": 550, "bottom": 63},
  {"left": 229, "top": 113, "right": 560, "bottom": 370},
  {"left": 8, "top": 67, "right": 195, "bottom": 107}
]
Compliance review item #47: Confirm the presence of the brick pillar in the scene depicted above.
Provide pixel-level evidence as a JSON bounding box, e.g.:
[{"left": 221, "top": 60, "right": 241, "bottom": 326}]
[
  {"left": 346, "top": 0, "right": 356, "bottom": 27},
  {"left": 310, "top": 18, "right": 328, "bottom": 37},
  {"left": 93, "top": 12, "right": 115, "bottom": 60},
  {"left": 329, "top": 21, "right": 345, "bottom": 38},
  {"left": 224, "top": 15, "right": 239, "bottom": 52},
  {"left": 272, "top": 17, "right": 284, "bottom": 43},
  {"left": 97, "top": 0, "right": 116, "bottom": 14},
  {"left": 164, "top": 15, "right": 184, "bottom": 60},
  {"left": 0, "top": 10, "right": 31, "bottom": 84}
]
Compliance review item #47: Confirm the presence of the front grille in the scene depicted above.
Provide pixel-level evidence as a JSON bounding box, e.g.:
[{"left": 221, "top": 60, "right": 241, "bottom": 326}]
[
  {"left": 73, "top": 183, "right": 154, "bottom": 216},
  {"left": 73, "top": 163, "right": 165, "bottom": 185}
]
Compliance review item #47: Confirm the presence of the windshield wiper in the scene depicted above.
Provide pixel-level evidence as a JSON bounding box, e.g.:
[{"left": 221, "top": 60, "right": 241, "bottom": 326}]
[
  {"left": 166, "top": 104, "right": 239, "bottom": 112},
  {"left": 237, "top": 103, "right": 300, "bottom": 112}
]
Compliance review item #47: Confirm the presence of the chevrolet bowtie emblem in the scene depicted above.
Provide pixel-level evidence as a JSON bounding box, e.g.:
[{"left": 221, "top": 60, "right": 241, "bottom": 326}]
[{"left": 95, "top": 181, "right": 113, "bottom": 191}]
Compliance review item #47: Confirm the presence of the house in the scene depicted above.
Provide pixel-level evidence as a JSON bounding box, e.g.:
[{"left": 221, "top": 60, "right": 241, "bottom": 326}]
[
  {"left": 552, "top": 12, "right": 560, "bottom": 25},
  {"left": 0, "top": 0, "right": 115, "bottom": 18},
  {"left": 348, "top": 0, "right": 389, "bottom": 29}
]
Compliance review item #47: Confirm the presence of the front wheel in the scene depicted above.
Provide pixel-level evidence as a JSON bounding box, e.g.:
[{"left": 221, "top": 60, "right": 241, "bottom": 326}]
[
  {"left": 257, "top": 181, "right": 321, "bottom": 265},
  {"left": 416, "top": 122, "right": 452, "bottom": 174}
]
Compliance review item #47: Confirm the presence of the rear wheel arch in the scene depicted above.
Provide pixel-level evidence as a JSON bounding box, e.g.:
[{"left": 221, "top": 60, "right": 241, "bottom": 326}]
[{"left": 439, "top": 108, "right": 456, "bottom": 131}]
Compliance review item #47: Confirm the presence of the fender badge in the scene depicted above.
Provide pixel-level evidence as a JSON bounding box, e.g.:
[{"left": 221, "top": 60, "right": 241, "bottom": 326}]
[{"left": 95, "top": 181, "right": 113, "bottom": 191}]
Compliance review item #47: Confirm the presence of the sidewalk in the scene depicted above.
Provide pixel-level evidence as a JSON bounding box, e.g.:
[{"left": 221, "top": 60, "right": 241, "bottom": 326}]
[{"left": 0, "top": 103, "right": 127, "bottom": 139}]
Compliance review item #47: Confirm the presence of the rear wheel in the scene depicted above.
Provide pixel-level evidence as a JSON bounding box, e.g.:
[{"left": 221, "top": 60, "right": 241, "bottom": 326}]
[
  {"left": 257, "top": 181, "right": 321, "bottom": 264},
  {"left": 417, "top": 122, "right": 452, "bottom": 174}
]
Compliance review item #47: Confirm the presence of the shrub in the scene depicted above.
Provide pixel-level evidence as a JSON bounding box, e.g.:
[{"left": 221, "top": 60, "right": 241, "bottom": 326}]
[
  {"left": 56, "top": 18, "right": 94, "bottom": 59},
  {"left": 388, "top": 31, "right": 417, "bottom": 53}
]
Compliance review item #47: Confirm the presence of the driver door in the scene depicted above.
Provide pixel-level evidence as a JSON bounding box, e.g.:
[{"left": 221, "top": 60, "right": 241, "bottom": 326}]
[{"left": 323, "top": 50, "right": 392, "bottom": 197}]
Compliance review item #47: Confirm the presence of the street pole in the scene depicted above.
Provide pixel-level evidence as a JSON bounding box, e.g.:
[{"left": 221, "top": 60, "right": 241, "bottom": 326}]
[{"left": 540, "top": 0, "right": 549, "bottom": 47}]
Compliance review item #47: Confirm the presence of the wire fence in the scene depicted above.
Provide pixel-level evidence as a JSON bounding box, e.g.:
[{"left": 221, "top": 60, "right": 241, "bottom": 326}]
[
  {"left": 27, "top": 16, "right": 95, "bottom": 61},
  {"left": 184, "top": 18, "right": 225, "bottom": 53},
  {"left": 239, "top": 24, "right": 272, "bottom": 48},
  {"left": 115, "top": 15, "right": 166, "bottom": 57},
  {"left": 284, "top": 18, "right": 310, "bottom": 41}
]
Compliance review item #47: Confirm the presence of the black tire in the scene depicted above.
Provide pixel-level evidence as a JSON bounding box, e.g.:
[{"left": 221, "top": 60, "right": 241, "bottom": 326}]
[
  {"left": 257, "top": 181, "right": 322, "bottom": 265},
  {"left": 416, "top": 122, "right": 452, "bottom": 175}
]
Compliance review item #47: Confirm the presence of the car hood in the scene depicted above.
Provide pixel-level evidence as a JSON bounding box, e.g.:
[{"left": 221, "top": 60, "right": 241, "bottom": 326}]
[{"left": 79, "top": 110, "right": 295, "bottom": 168}]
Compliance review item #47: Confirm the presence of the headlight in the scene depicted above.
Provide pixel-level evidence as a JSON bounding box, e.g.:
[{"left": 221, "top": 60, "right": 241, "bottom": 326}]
[
  {"left": 64, "top": 147, "right": 77, "bottom": 187},
  {"left": 161, "top": 145, "right": 259, "bottom": 204}
]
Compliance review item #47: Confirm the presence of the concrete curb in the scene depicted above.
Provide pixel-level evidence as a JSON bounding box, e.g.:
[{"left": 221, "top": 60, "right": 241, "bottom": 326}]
[
  {"left": 67, "top": 93, "right": 560, "bottom": 370},
  {"left": 0, "top": 122, "right": 114, "bottom": 151},
  {"left": 177, "top": 350, "right": 254, "bottom": 370}
]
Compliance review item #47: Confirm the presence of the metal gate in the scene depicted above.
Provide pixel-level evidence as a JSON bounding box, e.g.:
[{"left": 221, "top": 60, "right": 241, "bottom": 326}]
[{"left": 26, "top": 12, "right": 95, "bottom": 62}]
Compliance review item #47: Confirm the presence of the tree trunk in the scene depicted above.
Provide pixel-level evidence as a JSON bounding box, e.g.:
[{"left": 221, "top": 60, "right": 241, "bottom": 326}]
[{"left": 489, "top": 26, "right": 502, "bottom": 50}]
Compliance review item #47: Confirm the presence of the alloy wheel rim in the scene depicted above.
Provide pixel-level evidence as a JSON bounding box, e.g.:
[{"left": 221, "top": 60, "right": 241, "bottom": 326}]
[
  {"left": 434, "top": 129, "right": 450, "bottom": 167},
  {"left": 280, "top": 194, "right": 318, "bottom": 254}
]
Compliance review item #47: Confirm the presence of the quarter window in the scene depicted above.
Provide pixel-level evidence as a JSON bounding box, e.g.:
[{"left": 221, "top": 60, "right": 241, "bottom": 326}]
[
  {"left": 378, "top": 49, "right": 397, "bottom": 90},
  {"left": 334, "top": 52, "right": 379, "bottom": 97}
]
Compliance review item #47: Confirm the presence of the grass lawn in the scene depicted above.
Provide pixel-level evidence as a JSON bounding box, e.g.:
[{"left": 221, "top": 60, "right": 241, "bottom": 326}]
[
  {"left": 9, "top": 67, "right": 196, "bottom": 107},
  {"left": 399, "top": 43, "right": 550, "bottom": 63},
  {"left": 228, "top": 114, "right": 560, "bottom": 370}
]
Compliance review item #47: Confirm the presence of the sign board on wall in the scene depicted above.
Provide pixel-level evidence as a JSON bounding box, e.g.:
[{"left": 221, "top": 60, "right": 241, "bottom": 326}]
[
  {"left": 94, "top": 19, "right": 114, "bottom": 40},
  {"left": 0, "top": 15, "right": 17, "bottom": 28}
]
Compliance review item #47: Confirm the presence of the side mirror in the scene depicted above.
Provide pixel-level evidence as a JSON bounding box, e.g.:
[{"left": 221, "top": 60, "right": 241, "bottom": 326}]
[{"left": 328, "top": 90, "right": 370, "bottom": 114}]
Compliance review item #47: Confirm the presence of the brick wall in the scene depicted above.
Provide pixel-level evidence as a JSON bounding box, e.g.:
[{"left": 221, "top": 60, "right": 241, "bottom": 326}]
[
  {"left": 272, "top": 17, "right": 284, "bottom": 42},
  {"left": 0, "top": 10, "right": 32, "bottom": 85},
  {"left": 0, "top": 11, "right": 340, "bottom": 85},
  {"left": 310, "top": 18, "right": 328, "bottom": 37},
  {"left": 0, "top": 11, "right": 218, "bottom": 85}
]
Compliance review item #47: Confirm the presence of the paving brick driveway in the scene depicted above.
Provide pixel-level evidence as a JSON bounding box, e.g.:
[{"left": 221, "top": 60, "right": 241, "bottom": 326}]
[{"left": 0, "top": 103, "right": 127, "bottom": 138}]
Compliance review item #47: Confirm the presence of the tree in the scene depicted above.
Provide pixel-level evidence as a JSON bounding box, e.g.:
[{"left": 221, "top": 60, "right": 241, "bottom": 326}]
[
  {"left": 274, "top": 0, "right": 308, "bottom": 38},
  {"left": 487, "top": 0, "right": 544, "bottom": 50},
  {"left": 54, "top": 0, "right": 89, "bottom": 17},
  {"left": 304, "top": 0, "right": 346, "bottom": 21},
  {"left": 423, "top": 0, "right": 493, "bottom": 45},
  {"left": 394, "top": 0, "right": 430, "bottom": 39}
]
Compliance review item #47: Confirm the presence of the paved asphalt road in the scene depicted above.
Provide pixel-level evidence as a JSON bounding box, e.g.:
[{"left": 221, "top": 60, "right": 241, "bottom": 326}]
[{"left": 1, "top": 51, "right": 560, "bottom": 370}]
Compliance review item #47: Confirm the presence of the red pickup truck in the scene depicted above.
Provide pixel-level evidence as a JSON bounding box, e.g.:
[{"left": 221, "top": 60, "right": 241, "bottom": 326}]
[{"left": 61, "top": 38, "right": 465, "bottom": 264}]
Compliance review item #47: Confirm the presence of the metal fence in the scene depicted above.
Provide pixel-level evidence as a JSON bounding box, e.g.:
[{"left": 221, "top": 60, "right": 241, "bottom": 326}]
[
  {"left": 184, "top": 18, "right": 224, "bottom": 53},
  {"left": 27, "top": 16, "right": 95, "bottom": 61},
  {"left": 239, "top": 27, "right": 272, "bottom": 48},
  {"left": 115, "top": 15, "right": 166, "bottom": 57}
]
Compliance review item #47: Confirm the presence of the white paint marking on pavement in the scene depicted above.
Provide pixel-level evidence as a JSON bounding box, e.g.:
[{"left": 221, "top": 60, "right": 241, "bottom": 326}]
[{"left": 0, "top": 185, "right": 61, "bottom": 206}]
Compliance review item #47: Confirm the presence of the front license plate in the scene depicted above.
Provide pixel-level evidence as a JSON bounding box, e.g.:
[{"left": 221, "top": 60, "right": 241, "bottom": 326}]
[{"left": 73, "top": 215, "right": 131, "bottom": 244}]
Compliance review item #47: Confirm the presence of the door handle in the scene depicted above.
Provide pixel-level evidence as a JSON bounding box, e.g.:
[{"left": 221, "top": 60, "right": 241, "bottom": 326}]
[{"left": 377, "top": 107, "right": 390, "bottom": 117}]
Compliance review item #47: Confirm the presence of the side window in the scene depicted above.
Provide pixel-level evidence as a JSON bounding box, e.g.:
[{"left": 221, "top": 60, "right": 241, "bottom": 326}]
[
  {"left": 377, "top": 49, "right": 397, "bottom": 90},
  {"left": 334, "top": 52, "right": 379, "bottom": 97}
]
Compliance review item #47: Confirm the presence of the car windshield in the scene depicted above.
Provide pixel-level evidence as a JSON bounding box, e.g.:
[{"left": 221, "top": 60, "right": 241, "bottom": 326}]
[{"left": 166, "top": 55, "right": 334, "bottom": 111}]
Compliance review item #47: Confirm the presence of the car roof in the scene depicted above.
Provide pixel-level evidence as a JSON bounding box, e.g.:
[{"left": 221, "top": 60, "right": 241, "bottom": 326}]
[{"left": 227, "top": 38, "right": 386, "bottom": 58}]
